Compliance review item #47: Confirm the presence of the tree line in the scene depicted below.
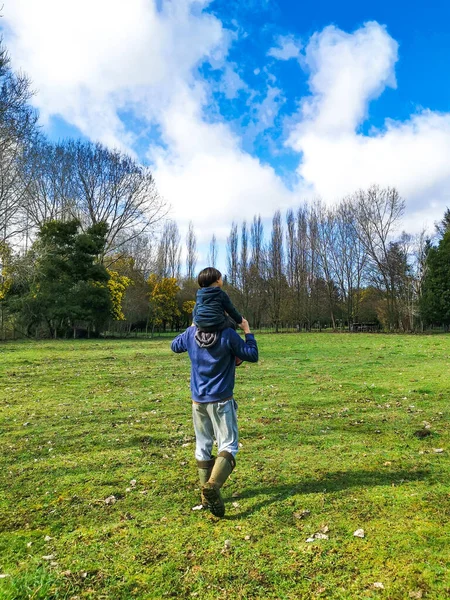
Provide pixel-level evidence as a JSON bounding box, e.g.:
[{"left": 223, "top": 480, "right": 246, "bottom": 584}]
[
  {"left": 1, "top": 35, "right": 450, "bottom": 338},
  {"left": 144, "top": 189, "right": 447, "bottom": 334}
]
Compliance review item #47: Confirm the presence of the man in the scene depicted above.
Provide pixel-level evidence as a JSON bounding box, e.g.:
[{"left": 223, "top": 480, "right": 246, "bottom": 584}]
[{"left": 171, "top": 317, "right": 258, "bottom": 517}]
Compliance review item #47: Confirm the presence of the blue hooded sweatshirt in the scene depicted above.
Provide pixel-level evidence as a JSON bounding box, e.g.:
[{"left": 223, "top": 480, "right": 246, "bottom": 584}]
[{"left": 171, "top": 327, "right": 258, "bottom": 402}]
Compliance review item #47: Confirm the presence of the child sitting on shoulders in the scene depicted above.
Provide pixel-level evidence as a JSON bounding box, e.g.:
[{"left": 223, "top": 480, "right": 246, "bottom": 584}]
[
  {"left": 193, "top": 267, "right": 243, "bottom": 332},
  {"left": 193, "top": 267, "right": 245, "bottom": 365}
]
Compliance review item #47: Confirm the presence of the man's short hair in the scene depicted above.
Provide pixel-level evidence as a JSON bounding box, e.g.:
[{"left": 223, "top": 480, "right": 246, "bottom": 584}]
[{"left": 198, "top": 267, "right": 222, "bottom": 288}]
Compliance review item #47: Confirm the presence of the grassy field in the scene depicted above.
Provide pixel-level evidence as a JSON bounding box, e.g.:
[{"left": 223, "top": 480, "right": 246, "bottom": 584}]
[{"left": 0, "top": 333, "right": 449, "bottom": 600}]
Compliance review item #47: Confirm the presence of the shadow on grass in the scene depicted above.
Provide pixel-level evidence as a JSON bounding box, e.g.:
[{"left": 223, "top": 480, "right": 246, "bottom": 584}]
[{"left": 225, "top": 468, "right": 430, "bottom": 519}]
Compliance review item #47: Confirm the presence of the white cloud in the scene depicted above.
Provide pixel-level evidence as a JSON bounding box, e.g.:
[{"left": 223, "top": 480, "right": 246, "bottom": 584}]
[
  {"left": 3, "top": 0, "right": 295, "bottom": 239},
  {"left": 241, "top": 86, "right": 284, "bottom": 144},
  {"left": 268, "top": 34, "right": 302, "bottom": 61},
  {"left": 4, "top": 5, "right": 450, "bottom": 242},
  {"left": 150, "top": 88, "right": 293, "bottom": 242},
  {"left": 216, "top": 63, "right": 248, "bottom": 99},
  {"left": 285, "top": 21, "right": 450, "bottom": 232},
  {"left": 297, "top": 22, "right": 398, "bottom": 135},
  {"left": 3, "top": 0, "right": 227, "bottom": 145}
]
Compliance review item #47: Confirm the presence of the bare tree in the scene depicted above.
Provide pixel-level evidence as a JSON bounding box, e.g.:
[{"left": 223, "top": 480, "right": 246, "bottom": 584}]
[
  {"left": 0, "top": 41, "right": 38, "bottom": 243},
  {"left": 352, "top": 185, "right": 405, "bottom": 329},
  {"left": 208, "top": 234, "right": 218, "bottom": 268},
  {"left": 69, "top": 140, "right": 166, "bottom": 256},
  {"left": 250, "top": 215, "right": 264, "bottom": 271},
  {"left": 285, "top": 209, "right": 296, "bottom": 289},
  {"left": 24, "top": 139, "right": 76, "bottom": 243},
  {"left": 185, "top": 221, "right": 197, "bottom": 280},
  {"left": 331, "top": 199, "right": 367, "bottom": 327},
  {"left": 265, "top": 210, "right": 285, "bottom": 332},
  {"left": 226, "top": 222, "right": 239, "bottom": 287},
  {"left": 309, "top": 201, "right": 339, "bottom": 329},
  {"left": 239, "top": 221, "right": 249, "bottom": 314},
  {"left": 410, "top": 229, "right": 430, "bottom": 331},
  {"left": 156, "top": 220, "right": 181, "bottom": 279},
  {"left": 112, "top": 230, "right": 156, "bottom": 276},
  {"left": 248, "top": 215, "right": 265, "bottom": 327}
]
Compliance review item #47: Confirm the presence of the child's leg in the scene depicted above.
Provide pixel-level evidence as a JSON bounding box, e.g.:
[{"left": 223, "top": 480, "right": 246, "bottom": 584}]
[
  {"left": 223, "top": 316, "right": 237, "bottom": 330},
  {"left": 221, "top": 318, "right": 242, "bottom": 366},
  {"left": 198, "top": 316, "right": 235, "bottom": 333}
]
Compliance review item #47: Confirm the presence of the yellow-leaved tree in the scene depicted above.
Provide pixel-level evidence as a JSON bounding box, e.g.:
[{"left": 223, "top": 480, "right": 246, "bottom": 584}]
[
  {"left": 182, "top": 300, "right": 196, "bottom": 324},
  {"left": 107, "top": 270, "right": 132, "bottom": 321},
  {"left": 0, "top": 242, "right": 12, "bottom": 301},
  {"left": 148, "top": 275, "right": 180, "bottom": 329}
]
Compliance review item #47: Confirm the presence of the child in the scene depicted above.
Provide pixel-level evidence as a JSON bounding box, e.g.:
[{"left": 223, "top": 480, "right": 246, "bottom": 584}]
[
  {"left": 193, "top": 267, "right": 243, "bottom": 332},
  {"left": 193, "top": 267, "right": 245, "bottom": 366}
]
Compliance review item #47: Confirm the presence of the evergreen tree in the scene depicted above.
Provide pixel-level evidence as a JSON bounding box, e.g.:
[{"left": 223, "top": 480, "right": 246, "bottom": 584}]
[
  {"left": 435, "top": 208, "right": 450, "bottom": 239},
  {"left": 8, "top": 219, "right": 112, "bottom": 337},
  {"left": 420, "top": 232, "right": 450, "bottom": 326}
]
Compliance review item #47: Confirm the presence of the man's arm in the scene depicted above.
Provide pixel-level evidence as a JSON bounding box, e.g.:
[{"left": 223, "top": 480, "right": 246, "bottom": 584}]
[
  {"left": 171, "top": 330, "right": 188, "bottom": 353},
  {"left": 228, "top": 319, "right": 258, "bottom": 363},
  {"left": 221, "top": 290, "right": 243, "bottom": 324}
]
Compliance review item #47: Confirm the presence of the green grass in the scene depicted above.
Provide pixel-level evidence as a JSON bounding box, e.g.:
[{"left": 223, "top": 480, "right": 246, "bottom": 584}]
[{"left": 0, "top": 333, "right": 449, "bottom": 599}]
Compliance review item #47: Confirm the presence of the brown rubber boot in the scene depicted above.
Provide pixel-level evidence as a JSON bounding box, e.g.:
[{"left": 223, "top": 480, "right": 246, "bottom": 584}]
[
  {"left": 202, "top": 451, "right": 236, "bottom": 517},
  {"left": 196, "top": 457, "right": 215, "bottom": 508}
]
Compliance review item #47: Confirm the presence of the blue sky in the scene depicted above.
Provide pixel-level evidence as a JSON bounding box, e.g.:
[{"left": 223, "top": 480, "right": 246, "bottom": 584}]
[{"left": 3, "top": 0, "right": 450, "bottom": 267}]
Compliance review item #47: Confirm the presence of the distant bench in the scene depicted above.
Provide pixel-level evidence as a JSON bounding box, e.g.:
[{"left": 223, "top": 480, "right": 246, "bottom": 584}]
[{"left": 351, "top": 323, "right": 379, "bottom": 332}]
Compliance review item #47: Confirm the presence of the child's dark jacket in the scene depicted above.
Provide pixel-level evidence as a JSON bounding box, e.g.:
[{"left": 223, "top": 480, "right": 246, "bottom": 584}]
[{"left": 193, "top": 287, "right": 243, "bottom": 329}]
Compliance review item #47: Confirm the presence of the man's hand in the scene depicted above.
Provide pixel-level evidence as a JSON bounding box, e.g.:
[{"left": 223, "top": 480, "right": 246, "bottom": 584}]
[{"left": 238, "top": 318, "right": 251, "bottom": 334}]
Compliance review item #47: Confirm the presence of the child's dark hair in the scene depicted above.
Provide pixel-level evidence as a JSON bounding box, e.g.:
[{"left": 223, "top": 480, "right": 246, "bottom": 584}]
[{"left": 198, "top": 267, "right": 222, "bottom": 288}]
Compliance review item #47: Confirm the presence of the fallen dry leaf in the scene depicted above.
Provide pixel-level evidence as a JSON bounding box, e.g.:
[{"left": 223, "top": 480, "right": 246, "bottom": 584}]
[
  {"left": 293, "top": 509, "right": 311, "bottom": 520},
  {"left": 413, "top": 429, "right": 431, "bottom": 438},
  {"left": 306, "top": 532, "right": 329, "bottom": 542},
  {"left": 372, "top": 582, "right": 385, "bottom": 589}
]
